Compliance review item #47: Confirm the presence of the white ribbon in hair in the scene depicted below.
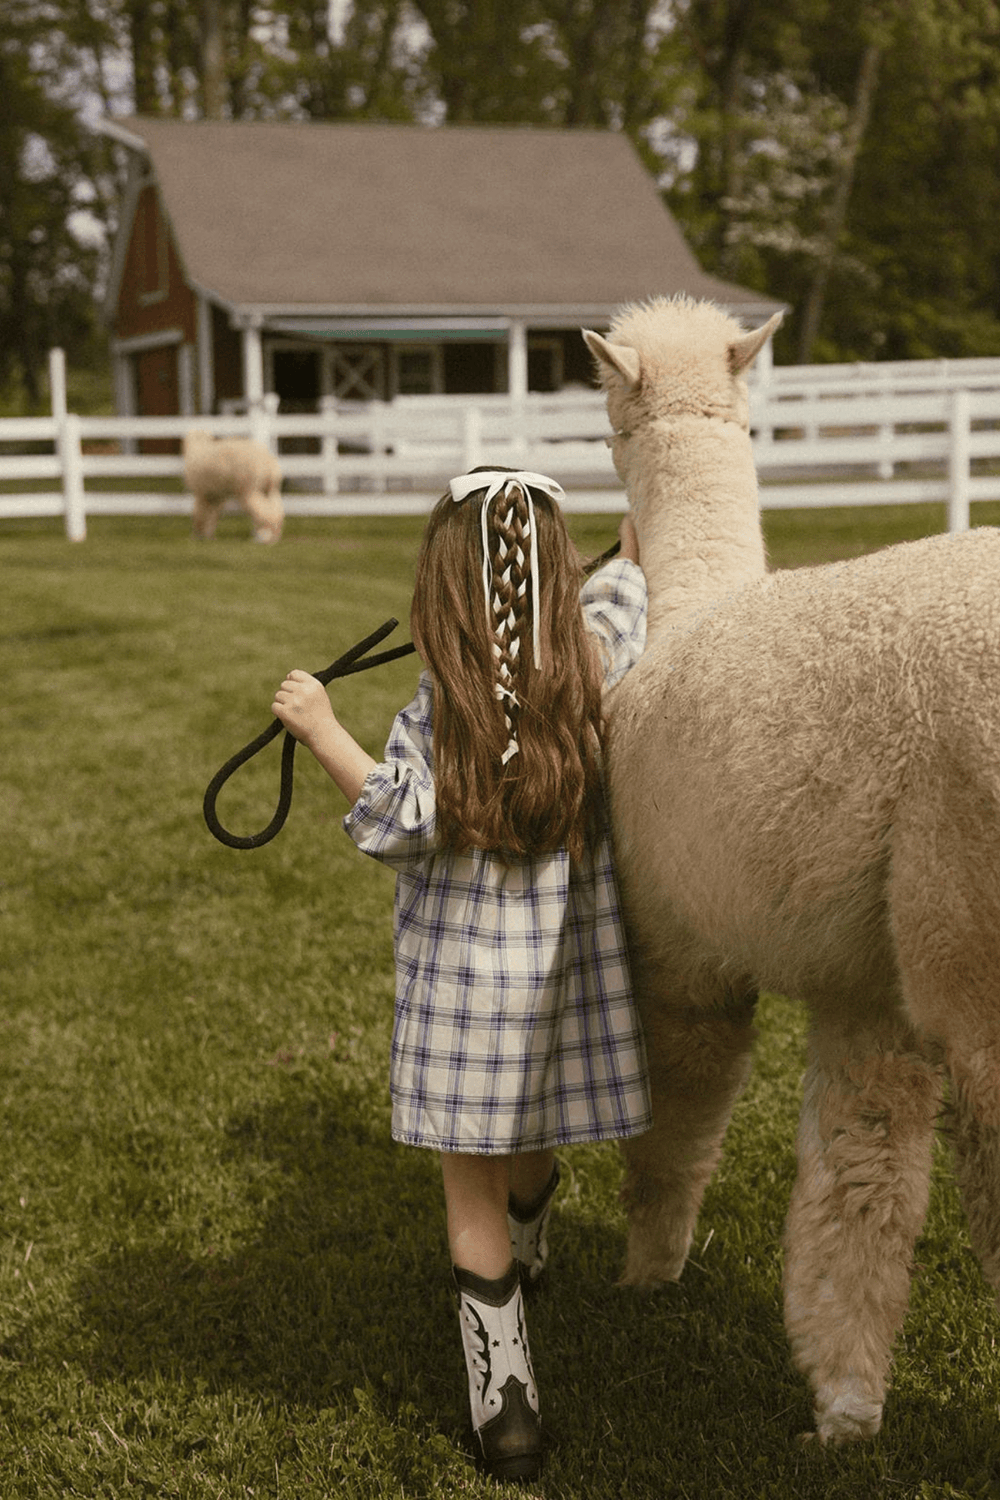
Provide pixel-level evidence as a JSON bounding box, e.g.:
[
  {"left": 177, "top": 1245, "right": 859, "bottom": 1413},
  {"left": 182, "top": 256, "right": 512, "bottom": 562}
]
[{"left": 448, "top": 469, "right": 564, "bottom": 679}]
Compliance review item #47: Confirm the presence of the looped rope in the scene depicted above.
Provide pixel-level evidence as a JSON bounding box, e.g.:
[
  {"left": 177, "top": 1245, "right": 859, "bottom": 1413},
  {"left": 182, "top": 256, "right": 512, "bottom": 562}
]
[
  {"left": 202, "top": 537, "right": 622, "bottom": 851},
  {"left": 202, "top": 618, "right": 415, "bottom": 849}
]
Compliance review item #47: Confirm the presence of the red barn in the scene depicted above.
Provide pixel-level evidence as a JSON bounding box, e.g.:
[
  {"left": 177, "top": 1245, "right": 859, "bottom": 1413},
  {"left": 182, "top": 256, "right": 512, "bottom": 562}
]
[{"left": 100, "top": 116, "right": 782, "bottom": 420}]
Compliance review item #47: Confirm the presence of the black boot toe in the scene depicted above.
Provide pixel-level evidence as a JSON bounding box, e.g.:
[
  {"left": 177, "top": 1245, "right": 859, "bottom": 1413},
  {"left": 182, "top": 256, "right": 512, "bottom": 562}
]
[{"left": 476, "top": 1374, "right": 543, "bottom": 1481}]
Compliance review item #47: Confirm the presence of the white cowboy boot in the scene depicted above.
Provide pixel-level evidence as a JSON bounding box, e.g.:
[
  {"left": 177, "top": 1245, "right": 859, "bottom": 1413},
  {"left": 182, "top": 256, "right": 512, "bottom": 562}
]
[
  {"left": 453, "top": 1262, "right": 542, "bottom": 1481},
  {"left": 508, "top": 1162, "right": 560, "bottom": 1286}
]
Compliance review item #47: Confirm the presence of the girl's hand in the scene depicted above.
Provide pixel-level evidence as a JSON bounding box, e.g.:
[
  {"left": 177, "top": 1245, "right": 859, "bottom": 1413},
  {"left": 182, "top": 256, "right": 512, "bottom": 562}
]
[
  {"left": 271, "top": 669, "right": 377, "bottom": 804},
  {"left": 618, "top": 512, "right": 640, "bottom": 564},
  {"left": 271, "top": 669, "right": 336, "bottom": 749}
]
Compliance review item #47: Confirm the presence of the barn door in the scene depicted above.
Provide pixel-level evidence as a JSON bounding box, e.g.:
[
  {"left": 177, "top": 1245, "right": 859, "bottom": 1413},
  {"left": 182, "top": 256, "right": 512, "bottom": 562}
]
[
  {"left": 331, "top": 344, "right": 386, "bottom": 400},
  {"left": 135, "top": 344, "right": 180, "bottom": 453}
]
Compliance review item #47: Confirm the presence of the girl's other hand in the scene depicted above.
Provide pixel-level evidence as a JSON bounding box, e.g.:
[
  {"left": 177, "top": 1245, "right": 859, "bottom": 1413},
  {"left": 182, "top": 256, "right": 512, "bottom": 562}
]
[
  {"left": 271, "top": 669, "right": 337, "bottom": 749},
  {"left": 618, "top": 512, "right": 640, "bottom": 564}
]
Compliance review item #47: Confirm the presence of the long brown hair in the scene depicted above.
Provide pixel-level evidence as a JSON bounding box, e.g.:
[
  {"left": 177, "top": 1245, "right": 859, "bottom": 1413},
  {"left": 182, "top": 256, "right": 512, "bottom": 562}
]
[{"left": 410, "top": 471, "right": 605, "bottom": 861}]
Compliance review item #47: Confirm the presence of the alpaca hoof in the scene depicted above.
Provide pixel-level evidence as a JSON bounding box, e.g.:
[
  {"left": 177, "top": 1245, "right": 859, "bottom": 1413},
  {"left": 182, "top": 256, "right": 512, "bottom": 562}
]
[
  {"left": 619, "top": 1246, "right": 688, "bottom": 1288},
  {"left": 619, "top": 1221, "right": 692, "bottom": 1287},
  {"left": 808, "top": 1386, "right": 883, "bottom": 1446},
  {"left": 618, "top": 1264, "right": 685, "bottom": 1290},
  {"left": 797, "top": 1423, "right": 872, "bottom": 1448}
]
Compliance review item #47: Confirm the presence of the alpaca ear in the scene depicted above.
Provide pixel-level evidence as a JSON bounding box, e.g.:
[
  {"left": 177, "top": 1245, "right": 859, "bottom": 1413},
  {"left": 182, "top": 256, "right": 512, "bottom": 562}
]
[
  {"left": 728, "top": 312, "right": 783, "bottom": 375},
  {"left": 583, "top": 329, "right": 642, "bottom": 392}
]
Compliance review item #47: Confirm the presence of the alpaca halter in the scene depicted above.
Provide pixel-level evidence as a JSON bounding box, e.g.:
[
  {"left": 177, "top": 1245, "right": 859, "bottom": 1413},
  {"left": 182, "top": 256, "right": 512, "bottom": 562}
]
[{"left": 448, "top": 469, "right": 564, "bottom": 765}]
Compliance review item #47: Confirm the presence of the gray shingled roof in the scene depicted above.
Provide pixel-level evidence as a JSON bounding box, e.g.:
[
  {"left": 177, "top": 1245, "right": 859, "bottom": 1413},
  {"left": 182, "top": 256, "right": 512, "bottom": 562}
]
[{"left": 108, "top": 116, "right": 783, "bottom": 318}]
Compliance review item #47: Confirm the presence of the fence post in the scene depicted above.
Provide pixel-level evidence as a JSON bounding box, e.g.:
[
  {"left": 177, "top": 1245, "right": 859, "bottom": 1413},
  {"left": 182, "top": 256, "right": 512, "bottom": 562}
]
[
  {"left": 249, "top": 391, "right": 278, "bottom": 451},
  {"left": 462, "top": 404, "right": 483, "bottom": 471},
  {"left": 876, "top": 370, "right": 894, "bottom": 479},
  {"left": 59, "top": 412, "right": 87, "bottom": 542},
  {"left": 509, "top": 396, "right": 529, "bottom": 467},
  {"left": 50, "top": 348, "right": 86, "bottom": 541},
  {"left": 320, "top": 395, "right": 339, "bottom": 494},
  {"left": 947, "top": 387, "right": 971, "bottom": 533},
  {"left": 49, "top": 346, "right": 67, "bottom": 418},
  {"left": 370, "top": 401, "right": 386, "bottom": 492}
]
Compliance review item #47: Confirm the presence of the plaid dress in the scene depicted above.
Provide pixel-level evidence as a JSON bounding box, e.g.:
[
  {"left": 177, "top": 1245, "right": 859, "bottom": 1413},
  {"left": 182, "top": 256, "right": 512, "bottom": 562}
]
[{"left": 343, "top": 559, "right": 652, "bottom": 1154}]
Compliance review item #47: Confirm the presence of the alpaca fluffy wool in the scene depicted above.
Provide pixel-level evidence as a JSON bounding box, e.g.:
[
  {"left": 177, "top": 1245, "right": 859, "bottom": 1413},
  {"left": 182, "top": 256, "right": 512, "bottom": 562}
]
[{"left": 586, "top": 295, "right": 1000, "bottom": 1446}]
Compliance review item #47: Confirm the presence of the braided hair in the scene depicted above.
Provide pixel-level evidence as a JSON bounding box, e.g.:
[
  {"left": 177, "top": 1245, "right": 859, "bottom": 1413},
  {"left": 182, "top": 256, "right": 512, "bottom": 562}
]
[
  {"left": 411, "top": 468, "right": 605, "bottom": 861},
  {"left": 487, "top": 481, "right": 533, "bottom": 764}
]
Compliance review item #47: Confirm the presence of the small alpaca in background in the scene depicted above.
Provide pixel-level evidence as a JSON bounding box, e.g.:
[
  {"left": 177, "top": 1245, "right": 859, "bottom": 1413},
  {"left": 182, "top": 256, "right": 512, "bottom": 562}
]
[{"left": 183, "top": 429, "right": 284, "bottom": 543}]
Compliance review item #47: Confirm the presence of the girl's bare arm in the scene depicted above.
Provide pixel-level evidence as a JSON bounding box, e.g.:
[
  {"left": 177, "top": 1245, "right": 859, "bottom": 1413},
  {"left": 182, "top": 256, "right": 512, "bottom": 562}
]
[{"left": 271, "top": 670, "right": 376, "bottom": 805}]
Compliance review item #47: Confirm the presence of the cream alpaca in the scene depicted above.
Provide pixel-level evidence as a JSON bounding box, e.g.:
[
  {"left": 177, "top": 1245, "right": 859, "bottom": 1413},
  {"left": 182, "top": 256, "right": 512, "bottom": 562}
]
[
  {"left": 584, "top": 296, "right": 1000, "bottom": 1445},
  {"left": 183, "top": 428, "right": 284, "bottom": 543}
]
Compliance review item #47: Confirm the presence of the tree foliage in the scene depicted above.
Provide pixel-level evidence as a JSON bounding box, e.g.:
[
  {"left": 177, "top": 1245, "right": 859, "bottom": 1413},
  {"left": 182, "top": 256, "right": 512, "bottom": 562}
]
[
  {"left": 0, "top": 2, "right": 110, "bottom": 402},
  {"left": 2, "top": 0, "right": 1000, "bottom": 403},
  {"left": 663, "top": 0, "right": 1000, "bottom": 361}
]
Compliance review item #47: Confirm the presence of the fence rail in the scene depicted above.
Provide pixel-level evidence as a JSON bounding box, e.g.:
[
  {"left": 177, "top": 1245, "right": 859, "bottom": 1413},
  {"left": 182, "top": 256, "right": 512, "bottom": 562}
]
[{"left": 2, "top": 349, "right": 999, "bottom": 539}]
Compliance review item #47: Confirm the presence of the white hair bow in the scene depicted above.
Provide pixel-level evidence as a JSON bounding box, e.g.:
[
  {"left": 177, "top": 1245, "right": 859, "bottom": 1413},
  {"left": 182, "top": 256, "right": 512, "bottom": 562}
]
[
  {"left": 448, "top": 469, "right": 564, "bottom": 763},
  {"left": 448, "top": 469, "right": 565, "bottom": 508}
]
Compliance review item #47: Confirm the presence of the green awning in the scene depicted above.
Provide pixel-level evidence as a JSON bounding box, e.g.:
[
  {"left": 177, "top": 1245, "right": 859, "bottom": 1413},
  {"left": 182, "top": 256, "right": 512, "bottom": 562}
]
[{"left": 265, "top": 317, "right": 510, "bottom": 342}]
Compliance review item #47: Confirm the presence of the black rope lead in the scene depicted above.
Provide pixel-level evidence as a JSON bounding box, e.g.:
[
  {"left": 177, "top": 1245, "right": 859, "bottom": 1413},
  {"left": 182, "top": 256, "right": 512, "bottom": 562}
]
[
  {"left": 203, "top": 618, "right": 416, "bottom": 849},
  {"left": 202, "top": 537, "right": 623, "bottom": 851}
]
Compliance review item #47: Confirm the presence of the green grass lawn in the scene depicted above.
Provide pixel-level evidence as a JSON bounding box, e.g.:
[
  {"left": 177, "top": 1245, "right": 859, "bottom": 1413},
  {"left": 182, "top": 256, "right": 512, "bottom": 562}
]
[{"left": 3, "top": 508, "right": 1000, "bottom": 1499}]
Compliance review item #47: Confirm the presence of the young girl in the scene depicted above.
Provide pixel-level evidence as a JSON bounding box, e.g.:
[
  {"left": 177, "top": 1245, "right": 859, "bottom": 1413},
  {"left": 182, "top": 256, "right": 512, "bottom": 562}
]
[{"left": 271, "top": 468, "right": 651, "bottom": 1482}]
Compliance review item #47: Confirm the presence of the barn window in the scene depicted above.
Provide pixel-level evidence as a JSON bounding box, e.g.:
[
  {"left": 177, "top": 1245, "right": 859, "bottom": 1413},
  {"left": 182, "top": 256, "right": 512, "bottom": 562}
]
[
  {"left": 136, "top": 185, "right": 168, "bottom": 303},
  {"left": 392, "top": 345, "right": 441, "bottom": 397}
]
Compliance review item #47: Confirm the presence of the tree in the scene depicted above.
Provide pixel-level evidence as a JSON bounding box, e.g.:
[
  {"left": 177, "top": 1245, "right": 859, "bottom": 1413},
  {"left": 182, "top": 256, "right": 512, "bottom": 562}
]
[
  {"left": 793, "top": 39, "right": 879, "bottom": 361},
  {"left": 825, "top": 0, "right": 1000, "bottom": 358},
  {"left": 276, "top": 0, "right": 430, "bottom": 121},
  {"left": 407, "top": 0, "right": 555, "bottom": 124},
  {"left": 658, "top": 0, "right": 1000, "bottom": 361},
  {"left": 0, "top": 2, "right": 109, "bottom": 404}
]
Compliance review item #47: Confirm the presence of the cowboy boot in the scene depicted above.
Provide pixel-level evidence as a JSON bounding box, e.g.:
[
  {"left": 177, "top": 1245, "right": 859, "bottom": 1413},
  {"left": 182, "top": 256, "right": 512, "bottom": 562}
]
[
  {"left": 453, "top": 1262, "right": 542, "bottom": 1481},
  {"left": 508, "top": 1162, "right": 560, "bottom": 1286}
]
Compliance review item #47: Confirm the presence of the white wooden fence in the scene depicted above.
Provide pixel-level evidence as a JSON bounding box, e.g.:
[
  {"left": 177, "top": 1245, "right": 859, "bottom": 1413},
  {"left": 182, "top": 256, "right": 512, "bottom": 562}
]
[{"left": 2, "top": 348, "right": 999, "bottom": 540}]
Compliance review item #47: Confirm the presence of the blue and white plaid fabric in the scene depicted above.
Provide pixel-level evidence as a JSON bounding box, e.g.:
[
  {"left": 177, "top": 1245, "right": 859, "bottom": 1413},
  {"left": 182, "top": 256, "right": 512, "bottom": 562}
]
[{"left": 344, "top": 558, "right": 652, "bottom": 1153}]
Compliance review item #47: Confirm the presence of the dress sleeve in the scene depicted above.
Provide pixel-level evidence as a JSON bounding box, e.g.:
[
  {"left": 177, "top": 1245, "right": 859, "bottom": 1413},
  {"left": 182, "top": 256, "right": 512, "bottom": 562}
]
[
  {"left": 342, "top": 671, "right": 438, "bottom": 871},
  {"left": 582, "top": 557, "right": 648, "bottom": 689}
]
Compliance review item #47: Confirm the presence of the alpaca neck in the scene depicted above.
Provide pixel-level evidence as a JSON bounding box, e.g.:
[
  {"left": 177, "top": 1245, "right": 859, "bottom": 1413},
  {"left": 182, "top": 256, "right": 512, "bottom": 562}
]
[{"left": 629, "top": 418, "right": 767, "bottom": 641}]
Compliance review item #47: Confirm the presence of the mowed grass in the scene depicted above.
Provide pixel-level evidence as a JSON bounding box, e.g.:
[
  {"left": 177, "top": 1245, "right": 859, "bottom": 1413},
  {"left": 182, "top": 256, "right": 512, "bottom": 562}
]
[{"left": 2, "top": 502, "right": 1000, "bottom": 1499}]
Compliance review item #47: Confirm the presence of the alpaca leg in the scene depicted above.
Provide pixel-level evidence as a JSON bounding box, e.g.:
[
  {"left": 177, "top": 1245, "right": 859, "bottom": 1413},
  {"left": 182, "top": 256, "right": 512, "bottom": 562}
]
[
  {"left": 243, "top": 489, "right": 265, "bottom": 540},
  {"left": 900, "top": 919, "right": 1000, "bottom": 1290},
  {"left": 783, "top": 1020, "right": 942, "bottom": 1444},
  {"left": 244, "top": 488, "right": 281, "bottom": 543},
  {"left": 890, "top": 792, "right": 1000, "bottom": 1293},
  {"left": 621, "top": 985, "right": 756, "bottom": 1286},
  {"left": 947, "top": 1042, "right": 1000, "bottom": 1291},
  {"left": 191, "top": 493, "right": 219, "bottom": 540},
  {"left": 265, "top": 477, "right": 284, "bottom": 542}
]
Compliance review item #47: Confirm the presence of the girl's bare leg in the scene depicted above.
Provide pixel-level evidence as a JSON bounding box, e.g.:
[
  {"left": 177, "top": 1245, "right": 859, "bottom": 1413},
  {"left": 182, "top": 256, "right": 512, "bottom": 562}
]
[
  {"left": 441, "top": 1153, "right": 514, "bottom": 1277},
  {"left": 508, "top": 1149, "right": 559, "bottom": 1284},
  {"left": 509, "top": 1149, "right": 556, "bottom": 1213}
]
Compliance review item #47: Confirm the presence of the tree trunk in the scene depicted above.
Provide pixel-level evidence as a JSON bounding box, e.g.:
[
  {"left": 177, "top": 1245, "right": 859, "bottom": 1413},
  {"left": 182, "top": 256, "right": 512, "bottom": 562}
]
[
  {"left": 200, "top": 0, "right": 227, "bottom": 118},
  {"left": 796, "top": 42, "right": 881, "bottom": 363},
  {"left": 129, "top": 0, "right": 159, "bottom": 114},
  {"left": 711, "top": 0, "right": 760, "bottom": 276},
  {"left": 360, "top": 0, "right": 404, "bottom": 116},
  {"left": 618, "top": 0, "right": 654, "bottom": 130}
]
